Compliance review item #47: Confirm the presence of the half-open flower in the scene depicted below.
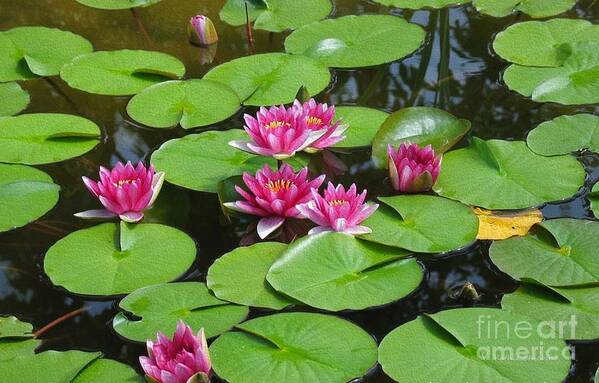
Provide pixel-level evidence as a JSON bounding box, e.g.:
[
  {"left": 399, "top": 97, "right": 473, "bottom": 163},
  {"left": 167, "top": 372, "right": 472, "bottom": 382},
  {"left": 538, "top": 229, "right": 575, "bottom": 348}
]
[
  {"left": 224, "top": 163, "right": 325, "bottom": 239},
  {"left": 75, "top": 161, "right": 164, "bottom": 223},
  {"left": 140, "top": 321, "right": 211, "bottom": 383},
  {"left": 188, "top": 15, "right": 218, "bottom": 46},
  {"left": 388, "top": 143, "right": 442, "bottom": 193},
  {"left": 297, "top": 182, "right": 378, "bottom": 235},
  {"left": 293, "top": 99, "right": 348, "bottom": 152},
  {"left": 229, "top": 104, "right": 327, "bottom": 159}
]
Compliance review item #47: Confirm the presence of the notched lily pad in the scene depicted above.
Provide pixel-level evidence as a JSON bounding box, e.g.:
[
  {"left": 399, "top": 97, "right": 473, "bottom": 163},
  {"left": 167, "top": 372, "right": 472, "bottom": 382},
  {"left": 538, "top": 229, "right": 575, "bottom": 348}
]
[
  {"left": 527, "top": 114, "right": 599, "bottom": 156},
  {"left": 474, "top": 0, "right": 576, "bottom": 18},
  {"left": 113, "top": 282, "right": 249, "bottom": 342},
  {"left": 0, "top": 82, "right": 30, "bottom": 116},
  {"left": 0, "top": 316, "right": 33, "bottom": 339}
]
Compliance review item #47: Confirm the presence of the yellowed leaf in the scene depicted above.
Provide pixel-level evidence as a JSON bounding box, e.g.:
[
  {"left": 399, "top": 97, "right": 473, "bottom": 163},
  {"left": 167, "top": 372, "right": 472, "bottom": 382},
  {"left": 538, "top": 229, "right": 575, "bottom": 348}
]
[{"left": 473, "top": 207, "right": 543, "bottom": 240}]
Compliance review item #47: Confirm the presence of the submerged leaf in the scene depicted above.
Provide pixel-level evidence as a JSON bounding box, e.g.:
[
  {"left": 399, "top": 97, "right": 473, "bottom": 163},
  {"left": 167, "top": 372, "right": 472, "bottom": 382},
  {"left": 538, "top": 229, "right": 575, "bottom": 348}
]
[
  {"left": 76, "top": 0, "right": 163, "bottom": 9},
  {"left": 474, "top": 207, "right": 543, "bottom": 240}
]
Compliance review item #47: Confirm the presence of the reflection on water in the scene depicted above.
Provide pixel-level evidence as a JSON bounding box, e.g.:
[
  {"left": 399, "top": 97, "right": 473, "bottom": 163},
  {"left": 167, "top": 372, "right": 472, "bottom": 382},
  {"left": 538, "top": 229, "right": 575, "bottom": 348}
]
[{"left": 1, "top": 0, "right": 598, "bottom": 381}]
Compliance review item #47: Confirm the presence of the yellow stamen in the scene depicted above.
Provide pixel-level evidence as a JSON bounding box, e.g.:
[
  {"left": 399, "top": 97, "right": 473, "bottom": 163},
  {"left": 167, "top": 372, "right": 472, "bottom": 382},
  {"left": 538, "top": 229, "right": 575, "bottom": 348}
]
[
  {"left": 114, "top": 179, "right": 135, "bottom": 187},
  {"left": 329, "top": 199, "right": 347, "bottom": 207},
  {"left": 265, "top": 121, "right": 291, "bottom": 130},
  {"left": 307, "top": 116, "right": 323, "bottom": 127},
  {"left": 265, "top": 179, "right": 294, "bottom": 192}
]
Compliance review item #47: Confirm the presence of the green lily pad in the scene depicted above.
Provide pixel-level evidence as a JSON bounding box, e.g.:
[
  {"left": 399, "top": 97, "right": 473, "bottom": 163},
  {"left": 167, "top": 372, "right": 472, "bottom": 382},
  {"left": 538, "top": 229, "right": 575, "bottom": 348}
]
[
  {"left": 379, "top": 308, "right": 571, "bottom": 383},
  {"left": 433, "top": 138, "right": 585, "bottom": 209},
  {"left": 266, "top": 232, "right": 422, "bottom": 311},
  {"left": 220, "top": 0, "right": 332, "bottom": 32},
  {"left": 44, "top": 222, "right": 196, "bottom": 296},
  {"left": 210, "top": 312, "right": 377, "bottom": 383},
  {"left": 151, "top": 129, "right": 274, "bottom": 193},
  {"left": 0, "top": 113, "right": 101, "bottom": 165},
  {"left": 0, "top": 350, "right": 101, "bottom": 382},
  {"left": 360, "top": 195, "right": 478, "bottom": 253},
  {"left": 73, "top": 359, "right": 143, "bottom": 383},
  {"left": 503, "top": 42, "right": 599, "bottom": 105},
  {"left": 113, "top": 282, "right": 249, "bottom": 343},
  {"left": 284, "top": 15, "right": 425, "bottom": 68},
  {"left": 527, "top": 114, "right": 599, "bottom": 156},
  {"left": 493, "top": 19, "right": 599, "bottom": 67},
  {"left": 489, "top": 218, "right": 599, "bottom": 287},
  {"left": 589, "top": 183, "right": 599, "bottom": 218},
  {"left": 60, "top": 50, "right": 185, "bottom": 96},
  {"left": 473, "top": 0, "right": 576, "bottom": 18},
  {"left": 0, "top": 164, "right": 60, "bottom": 233},
  {"left": 76, "top": 0, "right": 162, "bottom": 9},
  {"left": 371, "top": 107, "right": 471, "bottom": 168},
  {"left": 372, "top": 0, "right": 470, "bottom": 8},
  {"left": 502, "top": 283, "right": 599, "bottom": 340},
  {"left": 0, "top": 339, "right": 40, "bottom": 362},
  {"left": 0, "top": 316, "right": 33, "bottom": 338},
  {"left": 332, "top": 106, "right": 389, "bottom": 149},
  {"left": 207, "top": 242, "right": 294, "bottom": 310},
  {"left": 204, "top": 53, "right": 331, "bottom": 106},
  {"left": 0, "top": 27, "right": 93, "bottom": 82},
  {"left": 0, "top": 82, "right": 29, "bottom": 116},
  {"left": 126, "top": 80, "right": 240, "bottom": 129}
]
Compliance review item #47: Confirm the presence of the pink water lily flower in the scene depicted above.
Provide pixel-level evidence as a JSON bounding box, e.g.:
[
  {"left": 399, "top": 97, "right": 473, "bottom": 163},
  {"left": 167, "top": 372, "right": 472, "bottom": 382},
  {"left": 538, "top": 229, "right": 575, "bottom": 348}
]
[
  {"left": 293, "top": 99, "right": 348, "bottom": 152},
  {"left": 140, "top": 321, "right": 211, "bottom": 383},
  {"left": 229, "top": 104, "right": 327, "bottom": 159},
  {"left": 75, "top": 161, "right": 164, "bottom": 223},
  {"left": 297, "top": 182, "right": 378, "bottom": 236},
  {"left": 388, "top": 143, "right": 442, "bottom": 193},
  {"left": 224, "top": 163, "right": 325, "bottom": 239},
  {"left": 188, "top": 15, "right": 218, "bottom": 46}
]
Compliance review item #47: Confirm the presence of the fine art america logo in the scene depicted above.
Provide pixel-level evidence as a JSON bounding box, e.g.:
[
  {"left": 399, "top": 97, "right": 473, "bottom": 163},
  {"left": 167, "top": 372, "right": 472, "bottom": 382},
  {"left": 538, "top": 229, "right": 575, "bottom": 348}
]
[{"left": 475, "top": 314, "right": 576, "bottom": 361}]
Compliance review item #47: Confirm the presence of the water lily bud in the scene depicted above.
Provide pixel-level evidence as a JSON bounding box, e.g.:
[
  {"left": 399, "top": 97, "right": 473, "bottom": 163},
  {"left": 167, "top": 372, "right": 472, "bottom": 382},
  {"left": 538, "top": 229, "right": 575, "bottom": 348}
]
[
  {"left": 387, "top": 143, "right": 442, "bottom": 193},
  {"left": 188, "top": 15, "right": 218, "bottom": 46}
]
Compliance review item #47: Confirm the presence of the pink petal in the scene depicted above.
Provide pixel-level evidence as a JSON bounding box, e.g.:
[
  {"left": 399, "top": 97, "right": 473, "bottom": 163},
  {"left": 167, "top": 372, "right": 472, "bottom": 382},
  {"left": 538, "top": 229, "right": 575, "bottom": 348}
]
[{"left": 257, "top": 216, "right": 286, "bottom": 239}]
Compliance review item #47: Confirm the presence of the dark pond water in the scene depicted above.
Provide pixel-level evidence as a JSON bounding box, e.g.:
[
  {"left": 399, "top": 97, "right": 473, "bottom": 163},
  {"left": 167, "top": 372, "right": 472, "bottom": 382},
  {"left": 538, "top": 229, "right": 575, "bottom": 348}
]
[{"left": 1, "top": 0, "right": 599, "bottom": 381}]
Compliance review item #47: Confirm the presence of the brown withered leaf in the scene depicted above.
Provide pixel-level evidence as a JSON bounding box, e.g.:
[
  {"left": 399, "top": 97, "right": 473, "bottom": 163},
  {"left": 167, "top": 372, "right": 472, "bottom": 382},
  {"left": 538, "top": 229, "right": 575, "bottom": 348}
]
[{"left": 473, "top": 207, "right": 543, "bottom": 240}]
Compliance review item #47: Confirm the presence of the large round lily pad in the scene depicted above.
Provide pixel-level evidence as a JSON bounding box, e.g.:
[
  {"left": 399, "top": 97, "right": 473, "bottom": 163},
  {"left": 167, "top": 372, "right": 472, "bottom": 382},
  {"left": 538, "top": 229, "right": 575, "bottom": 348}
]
[
  {"left": 113, "top": 282, "right": 249, "bottom": 342},
  {"left": 0, "top": 82, "right": 29, "bottom": 116},
  {"left": 360, "top": 195, "right": 478, "bottom": 253},
  {"left": 60, "top": 50, "right": 186, "bottom": 96},
  {"left": 220, "top": 0, "right": 332, "bottom": 32},
  {"left": 76, "top": 0, "right": 162, "bottom": 9},
  {"left": 284, "top": 15, "right": 425, "bottom": 68},
  {"left": 210, "top": 312, "right": 377, "bottom": 383},
  {"left": 0, "top": 27, "right": 92, "bottom": 82},
  {"left": 527, "top": 114, "right": 599, "bottom": 156},
  {"left": 372, "top": 0, "right": 470, "bottom": 8},
  {"left": 44, "top": 222, "right": 196, "bottom": 296},
  {"left": 266, "top": 232, "right": 422, "bottom": 311},
  {"left": 151, "top": 129, "right": 274, "bottom": 193},
  {"left": 502, "top": 283, "right": 599, "bottom": 340},
  {"left": 371, "top": 107, "right": 471, "bottom": 168},
  {"left": 0, "top": 164, "right": 60, "bottom": 233},
  {"left": 489, "top": 218, "right": 599, "bottom": 287},
  {"left": 493, "top": 19, "right": 599, "bottom": 67},
  {"left": 204, "top": 53, "right": 331, "bottom": 106},
  {"left": 379, "top": 308, "right": 571, "bottom": 383},
  {"left": 332, "top": 106, "right": 389, "bottom": 149},
  {"left": 0, "top": 113, "right": 101, "bottom": 165},
  {"left": 433, "top": 138, "right": 585, "bottom": 209},
  {"left": 126, "top": 80, "right": 240, "bottom": 129},
  {"left": 473, "top": 0, "right": 576, "bottom": 18},
  {"left": 207, "top": 242, "right": 294, "bottom": 310},
  {"left": 503, "top": 42, "right": 599, "bottom": 105}
]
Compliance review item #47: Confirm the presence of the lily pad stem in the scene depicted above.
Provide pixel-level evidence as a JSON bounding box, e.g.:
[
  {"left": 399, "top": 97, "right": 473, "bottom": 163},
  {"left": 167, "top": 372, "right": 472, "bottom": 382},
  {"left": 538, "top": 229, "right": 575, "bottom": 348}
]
[
  {"left": 34, "top": 307, "right": 88, "bottom": 338},
  {"left": 245, "top": 2, "right": 255, "bottom": 54}
]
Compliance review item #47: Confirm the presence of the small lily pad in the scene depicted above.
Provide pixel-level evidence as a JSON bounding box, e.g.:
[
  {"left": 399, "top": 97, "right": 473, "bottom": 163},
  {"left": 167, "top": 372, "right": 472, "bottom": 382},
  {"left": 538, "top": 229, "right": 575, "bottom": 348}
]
[
  {"left": 473, "top": 0, "right": 576, "bottom": 18},
  {"left": 379, "top": 308, "right": 571, "bottom": 383},
  {"left": 0, "top": 316, "right": 33, "bottom": 339},
  {"left": 44, "top": 222, "right": 196, "bottom": 296},
  {"left": 207, "top": 242, "right": 294, "bottom": 310},
  {"left": 503, "top": 42, "right": 599, "bottom": 105},
  {"left": 0, "top": 82, "right": 29, "bottom": 116},
  {"left": 285, "top": 15, "right": 425, "bottom": 68},
  {"left": 204, "top": 53, "right": 331, "bottom": 106},
  {"left": 151, "top": 129, "right": 275, "bottom": 193},
  {"left": 266, "top": 232, "right": 422, "bottom": 311},
  {"left": 113, "top": 282, "right": 249, "bottom": 342},
  {"left": 502, "top": 283, "right": 599, "bottom": 340},
  {"left": 371, "top": 107, "right": 471, "bottom": 168},
  {"left": 76, "top": 0, "right": 162, "bottom": 9},
  {"left": 332, "top": 106, "right": 389, "bottom": 148},
  {"left": 126, "top": 80, "right": 240, "bottom": 129},
  {"left": 527, "top": 114, "right": 599, "bottom": 156},
  {"left": 0, "top": 113, "right": 101, "bottom": 165},
  {"left": 372, "top": 0, "right": 470, "bottom": 8},
  {"left": 360, "top": 195, "right": 478, "bottom": 253},
  {"left": 0, "top": 27, "right": 93, "bottom": 82},
  {"left": 220, "top": 0, "right": 332, "bottom": 32},
  {"left": 493, "top": 19, "right": 599, "bottom": 67},
  {"left": 0, "top": 164, "right": 60, "bottom": 233},
  {"left": 0, "top": 351, "right": 101, "bottom": 383},
  {"left": 489, "top": 218, "right": 599, "bottom": 287},
  {"left": 60, "top": 50, "right": 186, "bottom": 96},
  {"left": 434, "top": 138, "right": 585, "bottom": 209},
  {"left": 210, "top": 312, "right": 378, "bottom": 383}
]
